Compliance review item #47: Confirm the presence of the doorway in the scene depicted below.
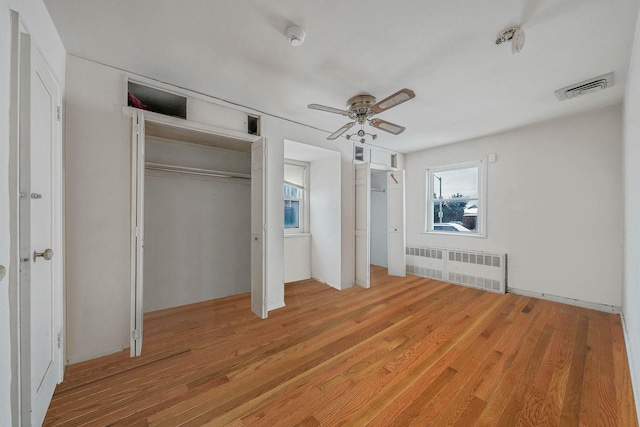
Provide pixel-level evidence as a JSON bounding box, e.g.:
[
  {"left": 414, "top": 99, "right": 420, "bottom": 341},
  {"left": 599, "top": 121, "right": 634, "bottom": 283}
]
[
  {"left": 283, "top": 140, "right": 341, "bottom": 289},
  {"left": 128, "top": 110, "right": 266, "bottom": 356},
  {"left": 355, "top": 164, "right": 406, "bottom": 288}
]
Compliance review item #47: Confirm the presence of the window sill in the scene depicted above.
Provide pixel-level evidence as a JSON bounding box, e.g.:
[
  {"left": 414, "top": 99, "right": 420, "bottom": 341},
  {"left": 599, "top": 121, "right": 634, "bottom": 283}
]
[
  {"left": 423, "top": 231, "right": 487, "bottom": 239},
  {"left": 284, "top": 233, "right": 311, "bottom": 238}
]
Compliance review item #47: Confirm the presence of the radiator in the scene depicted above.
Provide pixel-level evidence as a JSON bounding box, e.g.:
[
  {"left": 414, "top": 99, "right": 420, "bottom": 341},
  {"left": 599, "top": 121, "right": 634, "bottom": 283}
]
[{"left": 406, "top": 245, "right": 507, "bottom": 294}]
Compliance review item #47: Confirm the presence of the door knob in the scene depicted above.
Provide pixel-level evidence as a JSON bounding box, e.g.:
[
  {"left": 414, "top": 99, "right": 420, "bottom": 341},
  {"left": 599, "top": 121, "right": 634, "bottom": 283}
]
[{"left": 33, "top": 248, "right": 53, "bottom": 263}]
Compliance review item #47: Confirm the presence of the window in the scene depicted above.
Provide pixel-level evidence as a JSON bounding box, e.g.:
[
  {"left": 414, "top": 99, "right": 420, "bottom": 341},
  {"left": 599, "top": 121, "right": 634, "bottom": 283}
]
[
  {"left": 284, "top": 161, "right": 308, "bottom": 232},
  {"left": 426, "top": 160, "right": 485, "bottom": 236}
]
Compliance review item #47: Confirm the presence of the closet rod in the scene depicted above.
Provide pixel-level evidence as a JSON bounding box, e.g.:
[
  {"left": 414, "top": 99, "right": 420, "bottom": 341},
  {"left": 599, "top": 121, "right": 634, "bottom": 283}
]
[{"left": 145, "top": 162, "right": 251, "bottom": 180}]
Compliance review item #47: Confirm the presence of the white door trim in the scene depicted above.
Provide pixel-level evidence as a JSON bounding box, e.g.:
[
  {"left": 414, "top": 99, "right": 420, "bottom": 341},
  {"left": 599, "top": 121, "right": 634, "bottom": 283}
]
[{"left": 8, "top": 10, "right": 22, "bottom": 424}]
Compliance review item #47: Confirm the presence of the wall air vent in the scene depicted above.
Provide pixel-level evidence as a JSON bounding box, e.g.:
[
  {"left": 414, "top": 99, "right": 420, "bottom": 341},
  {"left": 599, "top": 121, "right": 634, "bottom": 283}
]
[{"left": 554, "top": 72, "right": 614, "bottom": 101}]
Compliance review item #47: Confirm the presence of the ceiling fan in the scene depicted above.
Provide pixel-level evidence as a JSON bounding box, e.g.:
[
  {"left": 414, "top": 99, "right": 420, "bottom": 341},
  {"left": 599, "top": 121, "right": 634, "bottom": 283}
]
[{"left": 308, "top": 88, "right": 415, "bottom": 142}]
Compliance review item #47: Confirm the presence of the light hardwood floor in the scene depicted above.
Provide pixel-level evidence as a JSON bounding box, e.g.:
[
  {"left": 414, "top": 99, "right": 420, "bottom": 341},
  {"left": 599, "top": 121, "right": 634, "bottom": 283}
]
[{"left": 45, "top": 266, "right": 637, "bottom": 426}]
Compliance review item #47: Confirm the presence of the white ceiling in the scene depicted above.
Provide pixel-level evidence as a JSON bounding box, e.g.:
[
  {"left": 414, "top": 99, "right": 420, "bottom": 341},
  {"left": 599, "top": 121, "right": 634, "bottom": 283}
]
[{"left": 44, "top": 0, "right": 639, "bottom": 154}]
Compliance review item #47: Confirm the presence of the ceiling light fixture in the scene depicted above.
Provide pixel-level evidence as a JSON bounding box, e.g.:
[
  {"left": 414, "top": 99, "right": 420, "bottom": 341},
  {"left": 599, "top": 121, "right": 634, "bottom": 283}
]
[
  {"left": 286, "top": 26, "right": 305, "bottom": 47},
  {"left": 346, "top": 125, "right": 377, "bottom": 144},
  {"left": 308, "top": 89, "right": 415, "bottom": 141},
  {"left": 496, "top": 27, "right": 525, "bottom": 54}
]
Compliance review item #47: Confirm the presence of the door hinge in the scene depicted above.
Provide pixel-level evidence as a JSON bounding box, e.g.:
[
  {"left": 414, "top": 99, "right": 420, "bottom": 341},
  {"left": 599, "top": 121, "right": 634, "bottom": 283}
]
[
  {"left": 57, "top": 106, "right": 62, "bottom": 122},
  {"left": 132, "top": 329, "right": 142, "bottom": 340},
  {"left": 57, "top": 332, "right": 62, "bottom": 349},
  {"left": 136, "top": 124, "right": 140, "bottom": 135}
]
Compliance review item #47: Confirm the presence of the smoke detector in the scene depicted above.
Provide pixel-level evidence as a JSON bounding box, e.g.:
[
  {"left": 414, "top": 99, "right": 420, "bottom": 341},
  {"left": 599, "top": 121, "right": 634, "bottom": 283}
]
[
  {"left": 554, "top": 72, "right": 615, "bottom": 101},
  {"left": 286, "top": 26, "right": 305, "bottom": 47},
  {"left": 496, "top": 27, "right": 525, "bottom": 54}
]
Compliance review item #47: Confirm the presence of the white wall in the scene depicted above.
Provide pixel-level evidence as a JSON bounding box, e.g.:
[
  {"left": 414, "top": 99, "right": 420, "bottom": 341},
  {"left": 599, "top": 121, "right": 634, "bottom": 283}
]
[
  {"left": 0, "top": 0, "right": 66, "bottom": 424},
  {"left": 623, "top": 6, "right": 640, "bottom": 418},
  {"left": 284, "top": 236, "right": 311, "bottom": 283},
  {"left": 63, "top": 55, "right": 362, "bottom": 360},
  {"left": 143, "top": 138, "right": 251, "bottom": 312},
  {"left": 309, "top": 153, "right": 342, "bottom": 288},
  {"left": 65, "top": 56, "right": 132, "bottom": 363},
  {"left": 370, "top": 172, "right": 388, "bottom": 267},
  {"left": 406, "top": 105, "right": 624, "bottom": 308}
]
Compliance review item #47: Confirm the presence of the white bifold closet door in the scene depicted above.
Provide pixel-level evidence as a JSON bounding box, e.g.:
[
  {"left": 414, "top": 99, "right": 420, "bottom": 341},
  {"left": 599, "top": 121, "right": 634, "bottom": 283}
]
[
  {"left": 355, "top": 162, "right": 371, "bottom": 288},
  {"left": 130, "top": 109, "right": 145, "bottom": 357},
  {"left": 251, "top": 139, "right": 268, "bottom": 318},
  {"left": 387, "top": 170, "right": 406, "bottom": 277}
]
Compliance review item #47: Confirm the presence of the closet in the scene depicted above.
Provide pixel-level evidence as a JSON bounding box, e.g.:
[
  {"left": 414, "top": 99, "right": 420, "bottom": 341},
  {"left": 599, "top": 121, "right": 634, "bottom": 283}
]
[
  {"left": 126, "top": 80, "right": 266, "bottom": 357},
  {"left": 143, "top": 122, "right": 252, "bottom": 312},
  {"left": 354, "top": 145, "right": 406, "bottom": 288}
]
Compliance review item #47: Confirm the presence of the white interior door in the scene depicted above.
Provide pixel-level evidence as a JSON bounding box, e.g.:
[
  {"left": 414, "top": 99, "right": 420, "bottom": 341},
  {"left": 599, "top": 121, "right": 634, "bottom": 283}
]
[
  {"left": 251, "top": 138, "right": 267, "bottom": 318},
  {"left": 387, "top": 170, "right": 406, "bottom": 276},
  {"left": 19, "top": 32, "right": 62, "bottom": 427},
  {"left": 355, "top": 162, "right": 371, "bottom": 288},
  {"left": 130, "top": 110, "right": 145, "bottom": 356}
]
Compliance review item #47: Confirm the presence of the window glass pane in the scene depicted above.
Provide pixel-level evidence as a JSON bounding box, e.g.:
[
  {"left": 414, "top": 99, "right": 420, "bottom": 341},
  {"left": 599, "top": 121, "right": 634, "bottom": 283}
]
[
  {"left": 284, "top": 200, "right": 300, "bottom": 228},
  {"left": 284, "top": 163, "right": 305, "bottom": 187},
  {"left": 283, "top": 183, "right": 300, "bottom": 199},
  {"left": 432, "top": 199, "right": 478, "bottom": 232},
  {"left": 433, "top": 167, "right": 478, "bottom": 199}
]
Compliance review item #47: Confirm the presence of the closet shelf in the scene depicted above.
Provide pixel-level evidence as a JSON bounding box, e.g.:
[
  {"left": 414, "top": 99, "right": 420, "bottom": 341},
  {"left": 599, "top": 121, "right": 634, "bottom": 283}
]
[{"left": 145, "top": 162, "right": 250, "bottom": 180}]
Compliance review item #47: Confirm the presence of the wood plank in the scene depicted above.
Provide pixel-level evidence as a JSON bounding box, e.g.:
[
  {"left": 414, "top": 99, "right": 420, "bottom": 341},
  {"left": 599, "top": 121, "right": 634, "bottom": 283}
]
[{"left": 44, "top": 266, "right": 638, "bottom": 426}]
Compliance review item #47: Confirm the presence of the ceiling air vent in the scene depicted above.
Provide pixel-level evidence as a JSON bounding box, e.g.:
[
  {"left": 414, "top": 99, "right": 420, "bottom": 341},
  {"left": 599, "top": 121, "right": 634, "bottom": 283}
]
[{"left": 554, "top": 72, "right": 614, "bottom": 101}]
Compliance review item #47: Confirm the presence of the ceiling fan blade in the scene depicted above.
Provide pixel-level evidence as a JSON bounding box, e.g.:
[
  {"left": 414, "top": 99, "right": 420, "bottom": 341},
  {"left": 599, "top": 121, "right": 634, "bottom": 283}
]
[
  {"left": 308, "top": 103, "right": 350, "bottom": 116},
  {"left": 369, "top": 118, "right": 406, "bottom": 135},
  {"left": 327, "top": 122, "right": 355, "bottom": 140},
  {"left": 371, "top": 88, "right": 415, "bottom": 113}
]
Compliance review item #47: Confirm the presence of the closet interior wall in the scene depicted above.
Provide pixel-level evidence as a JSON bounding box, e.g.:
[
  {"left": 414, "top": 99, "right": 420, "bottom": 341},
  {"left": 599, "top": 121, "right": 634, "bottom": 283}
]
[
  {"left": 370, "top": 171, "right": 388, "bottom": 268},
  {"left": 143, "top": 134, "right": 251, "bottom": 313}
]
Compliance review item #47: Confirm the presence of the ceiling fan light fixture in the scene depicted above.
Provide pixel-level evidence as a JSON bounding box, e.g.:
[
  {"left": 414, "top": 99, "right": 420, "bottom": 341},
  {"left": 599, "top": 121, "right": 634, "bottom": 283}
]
[
  {"left": 307, "top": 88, "right": 415, "bottom": 140},
  {"left": 286, "top": 26, "right": 305, "bottom": 47}
]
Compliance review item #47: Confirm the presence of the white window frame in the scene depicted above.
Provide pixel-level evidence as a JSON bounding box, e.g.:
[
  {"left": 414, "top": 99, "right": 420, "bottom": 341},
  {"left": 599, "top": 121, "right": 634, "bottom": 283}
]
[
  {"left": 284, "top": 160, "right": 310, "bottom": 234},
  {"left": 425, "top": 159, "right": 487, "bottom": 237}
]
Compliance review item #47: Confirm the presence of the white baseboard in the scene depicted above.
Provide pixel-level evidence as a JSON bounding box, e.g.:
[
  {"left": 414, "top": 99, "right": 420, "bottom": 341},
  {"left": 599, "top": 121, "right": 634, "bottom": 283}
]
[
  {"left": 507, "top": 287, "right": 621, "bottom": 314},
  {"left": 620, "top": 312, "right": 640, "bottom": 423},
  {"left": 268, "top": 301, "right": 285, "bottom": 311},
  {"left": 66, "top": 344, "right": 125, "bottom": 365},
  {"left": 311, "top": 276, "right": 341, "bottom": 290}
]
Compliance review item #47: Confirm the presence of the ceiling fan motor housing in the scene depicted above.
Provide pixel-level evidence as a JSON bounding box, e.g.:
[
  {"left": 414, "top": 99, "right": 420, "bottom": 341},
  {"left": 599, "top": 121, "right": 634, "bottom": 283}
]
[{"left": 347, "top": 94, "right": 377, "bottom": 124}]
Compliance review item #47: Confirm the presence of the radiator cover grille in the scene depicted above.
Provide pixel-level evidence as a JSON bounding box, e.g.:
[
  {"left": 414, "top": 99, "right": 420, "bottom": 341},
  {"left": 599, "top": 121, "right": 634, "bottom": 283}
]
[{"left": 406, "top": 245, "right": 507, "bottom": 294}]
